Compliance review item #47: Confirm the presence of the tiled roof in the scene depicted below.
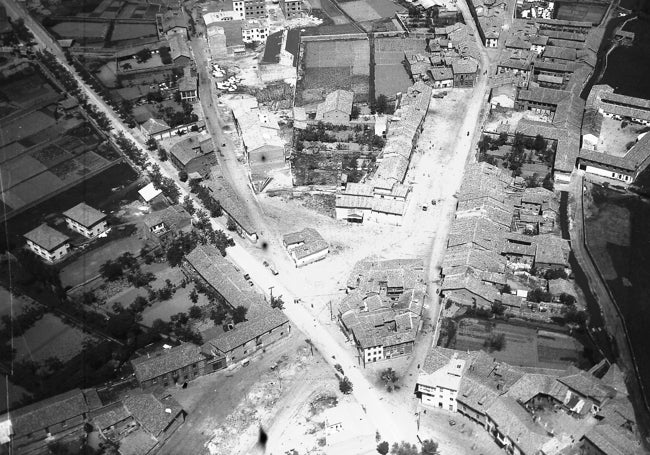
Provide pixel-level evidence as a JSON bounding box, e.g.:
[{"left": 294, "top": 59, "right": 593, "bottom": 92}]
[
  {"left": 63, "top": 202, "right": 106, "bottom": 228},
  {"left": 142, "top": 205, "right": 192, "bottom": 231},
  {"left": 486, "top": 397, "right": 551, "bottom": 454},
  {"left": 441, "top": 275, "right": 500, "bottom": 304},
  {"left": 168, "top": 34, "right": 191, "bottom": 61},
  {"left": 547, "top": 278, "right": 575, "bottom": 297},
  {"left": 558, "top": 369, "right": 615, "bottom": 404},
  {"left": 442, "top": 246, "right": 506, "bottom": 275},
  {"left": 452, "top": 59, "right": 478, "bottom": 74},
  {"left": 283, "top": 228, "right": 328, "bottom": 260},
  {"left": 10, "top": 389, "right": 88, "bottom": 437},
  {"left": 185, "top": 244, "right": 266, "bottom": 308},
  {"left": 131, "top": 343, "right": 206, "bottom": 383},
  {"left": 141, "top": 118, "right": 170, "bottom": 135},
  {"left": 316, "top": 90, "right": 353, "bottom": 118},
  {"left": 506, "top": 373, "right": 568, "bottom": 404},
  {"left": 203, "top": 305, "right": 288, "bottom": 353},
  {"left": 123, "top": 393, "right": 183, "bottom": 437},
  {"left": 203, "top": 173, "right": 257, "bottom": 235},
  {"left": 170, "top": 135, "right": 214, "bottom": 166},
  {"left": 24, "top": 223, "right": 69, "bottom": 251},
  {"left": 90, "top": 402, "right": 132, "bottom": 431},
  {"left": 517, "top": 87, "right": 569, "bottom": 106},
  {"left": 429, "top": 67, "right": 453, "bottom": 81},
  {"left": 534, "top": 234, "right": 569, "bottom": 266},
  {"left": 118, "top": 428, "right": 157, "bottom": 455},
  {"left": 542, "top": 45, "right": 577, "bottom": 61},
  {"left": 582, "top": 423, "right": 644, "bottom": 455}
]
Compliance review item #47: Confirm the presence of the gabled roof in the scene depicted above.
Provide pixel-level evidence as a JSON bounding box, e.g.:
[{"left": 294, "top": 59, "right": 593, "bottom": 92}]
[
  {"left": 10, "top": 389, "right": 89, "bottom": 437},
  {"left": 63, "top": 202, "right": 106, "bottom": 228},
  {"left": 131, "top": 343, "right": 206, "bottom": 383},
  {"left": 170, "top": 135, "right": 214, "bottom": 165},
  {"left": 138, "top": 182, "right": 163, "bottom": 202},
  {"left": 141, "top": 118, "right": 170, "bottom": 135},
  {"left": 142, "top": 205, "right": 192, "bottom": 230},
  {"left": 283, "top": 228, "right": 328, "bottom": 259},
  {"left": 168, "top": 34, "right": 191, "bottom": 61},
  {"left": 24, "top": 224, "right": 69, "bottom": 251},
  {"left": 486, "top": 397, "right": 551, "bottom": 454},
  {"left": 506, "top": 373, "right": 568, "bottom": 404},
  {"left": 582, "top": 423, "right": 644, "bottom": 455},
  {"left": 123, "top": 394, "right": 183, "bottom": 437},
  {"left": 429, "top": 67, "right": 453, "bottom": 81},
  {"left": 451, "top": 59, "right": 478, "bottom": 74},
  {"left": 558, "top": 369, "right": 615, "bottom": 404},
  {"left": 316, "top": 90, "right": 354, "bottom": 118}
]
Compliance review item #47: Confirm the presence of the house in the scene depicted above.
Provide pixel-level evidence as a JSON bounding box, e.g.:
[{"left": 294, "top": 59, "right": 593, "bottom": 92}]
[
  {"left": 168, "top": 34, "right": 192, "bottom": 65},
  {"left": 452, "top": 60, "right": 478, "bottom": 88},
  {"left": 138, "top": 182, "right": 165, "bottom": 204},
  {"left": 490, "top": 85, "right": 516, "bottom": 110},
  {"left": 159, "top": 10, "right": 188, "bottom": 38},
  {"left": 204, "top": 175, "right": 258, "bottom": 242},
  {"left": 515, "top": 87, "right": 568, "bottom": 118},
  {"left": 429, "top": 67, "right": 454, "bottom": 88},
  {"left": 238, "top": 0, "right": 266, "bottom": 18},
  {"left": 122, "top": 394, "right": 184, "bottom": 440},
  {"left": 201, "top": 305, "right": 290, "bottom": 366},
  {"left": 315, "top": 90, "right": 354, "bottom": 125},
  {"left": 63, "top": 202, "right": 108, "bottom": 238},
  {"left": 260, "top": 28, "right": 300, "bottom": 82},
  {"left": 24, "top": 224, "right": 70, "bottom": 263},
  {"left": 279, "top": 0, "right": 302, "bottom": 19},
  {"left": 142, "top": 205, "right": 192, "bottom": 243},
  {"left": 542, "top": 45, "right": 577, "bottom": 62},
  {"left": 441, "top": 275, "right": 500, "bottom": 309},
  {"left": 581, "top": 423, "right": 644, "bottom": 455},
  {"left": 417, "top": 351, "right": 468, "bottom": 411},
  {"left": 534, "top": 234, "right": 570, "bottom": 271},
  {"left": 405, "top": 53, "right": 432, "bottom": 82},
  {"left": 241, "top": 20, "right": 269, "bottom": 43},
  {"left": 140, "top": 118, "right": 171, "bottom": 141},
  {"left": 131, "top": 343, "right": 207, "bottom": 389},
  {"left": 1, "top": 389, "right": 99, "bottom": 454},
  {"left": 169, "top": 134, "right": 216, "bottom": 174},
  {"left": 485, "top": 30, "right": 499, "bottom": 48},
  {"left": 485, "top": 397, "right": 551, "bottom": 455},
  {"left": 578, "top": 130, "right": 650, "bottom": 184},
  {"left": 177, "top": 67, "right": 198, "bottom": 102},
  {"left": 282, "top": 228, "right": 328, "bottom": 267}
]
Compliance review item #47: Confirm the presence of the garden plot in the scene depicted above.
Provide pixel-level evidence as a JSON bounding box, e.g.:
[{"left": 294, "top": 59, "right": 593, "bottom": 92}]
[{"left": 304, "top": 40, "right": 369, "bottom": 74}]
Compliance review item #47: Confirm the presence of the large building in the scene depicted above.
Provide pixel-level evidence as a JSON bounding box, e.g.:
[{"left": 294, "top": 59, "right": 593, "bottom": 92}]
[
  {"left": 24, "top": 223, "right": 71, "bottom": 263},
  {"left": 169, "top": 134, "right": 216, "bottom": 175},
  {"left": 62, "top": 202, "right": 108, "bottom": 239},
  {"left": 131, "top": 343, "right": 208, "bottom": 389},
  {"left": 279, "top": 0, "right": 302, "bottom": 19}
]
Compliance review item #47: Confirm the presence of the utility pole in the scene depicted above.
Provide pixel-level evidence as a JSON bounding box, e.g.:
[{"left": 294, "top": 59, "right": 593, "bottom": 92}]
[
  {"left": 268, "top": 286, "right": 274, "bottom": 302},
  {"left": 329, "top": 300, "right": 333, "bottom": 320}
]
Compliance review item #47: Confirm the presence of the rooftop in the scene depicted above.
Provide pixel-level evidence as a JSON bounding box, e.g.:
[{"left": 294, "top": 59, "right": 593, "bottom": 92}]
[
  {"left": 123, "top": 393, "right": 183, "bottom": 437},
  {"left": 138, "top": 182, "right": 163, "bottom": 203},
  {"left": 24, "top": 223, "right": 69, "bottom": 251},
  {"left": 63, "top": 202, "right": 106, "bottom": 228},
  {"left": 131, "top": 343, "right": 206, "bottom": 383},
  {"left": 141, "top": 118, "right": 170, "bottom": 135},
  {"left": 316, "top": 90, "right": 354, "bottom": 119},
  {"left": 9, "top": 389, "right": 89, "bottom": 437},
  {"left": 170, "top": 135, "right": 214, "bottom": 165},
  {"left": 283, "top": 228, "right": 328, "bottom": 260}
]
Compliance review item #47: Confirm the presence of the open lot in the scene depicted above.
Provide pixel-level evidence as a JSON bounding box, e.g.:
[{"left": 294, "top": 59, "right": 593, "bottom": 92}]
[
  {"left": 554, "top": 1, "right": 607, "bottom": 24},
  {"left": 13, "top": 313, "right": 97, "bottom": 363},
  {"left": 597, "top": 117, "right": 648, "bottom": 157},
  {"left": 304, "top": 39, "right": 369, "bottom": 73},
  {"left": 338, "top": 1, "right": 382, "bottom": 21},
  {"left": 307, "top": 0, "right": 350, "bottom": 24},
  {"left": 50, "top": 21, "right": 109, "bottom": 41},
  {"left": 452, "top": 318, "right": 586, "bottom": 369},
  {"left": 111, "top": 23, "right": 158, "bottom": 41},
  {"left": 374, "top": 37, "right": 427, "bottom": 98}
]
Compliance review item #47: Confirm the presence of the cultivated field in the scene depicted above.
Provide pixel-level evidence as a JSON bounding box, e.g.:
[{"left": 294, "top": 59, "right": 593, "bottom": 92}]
[{"left": 304, "top": 40, "right": 369, "bottom": 73}]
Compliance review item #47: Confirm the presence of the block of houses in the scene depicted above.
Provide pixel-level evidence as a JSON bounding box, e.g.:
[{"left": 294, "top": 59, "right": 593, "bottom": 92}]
[
  {"left": 24, "top": 223, "right": 71, "bottom": 263},
  {"left": 130, "top": 343, "right": 208, "bottom": 389},
  {"left": 429, "top": 67, "right": 454, "bottom": 88},
  {"left": 315, "top": 90, "right": 354, "bottom": 125},
  {"left": 279, "top": 0, "right": 302, "bottom": 18},
  {"left": 169, "top": 134, "right": 216, "bottom": 174},
  {"left": 63, "top": 202, "right": 108, "bottom": 238},
  {"left": 282, "top": 228, "right": 328, "bottom": 267},
  {"left": 239, "top": 0, "right": 266, "bottom": 18},
  {"left": 201, "top": 305, "right": 290, "bottom": 366},
  {"left": 138, "top": 182, "right": 165, "bottom": 204},
  {"left": 404, "top": 53, "right": 432, "bottom": 82},
  {"left": 178, "top": 67, "right": 198, "bottom": 102},
  {"left": 452, "top": 60, "right": 478, "bottom": 87},
  {"left": 241, "top": 20, "right": 269, "bottom": 43},
  {"left": 159, "top": 10, "right": 188, "bottom": 39},
  {"left": 142, "top": 205, "right": 192, "bottom": 243}
]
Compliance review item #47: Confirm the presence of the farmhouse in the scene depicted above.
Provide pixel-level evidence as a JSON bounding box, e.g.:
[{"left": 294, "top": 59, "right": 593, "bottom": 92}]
[
  {"left": 169, "top": 134, "right": 216, "bottom": 174},
  {"left": 178, "top": 67, "right": 198, "bottom": 102},
  {"left": 168, "top": 34, "right": 192, "bottom": 65},
  {"left": 429, "top": 67, "right": 454, "bottom": 88},
  {"left": 141, "top": 205, "right": 192, "bottom": 243},
  {"left": 1, "top": 389, "right": 99, "bottom": 453},
  {"left": 62, "top": 202, "right": 108, "bottom": 239},
  {"left": 282, "top": 228, "right": 329, "bottom": 267},
  {"left": 201, "top": 305, "right": 290, "bottom": 366},
  {"left": 24, "top": 223, "right": 71, "bottom": 263},
  {"left": 315, "top": 90, "right": 354, "bottom": 125},
  {"left": 138, "top": 182, "right": 164, "bottom": 204},
  {"left": 131, "top": 343, "right": 207, "bottom": 389},
  {"left": 279, "top": 0, "right": 302, "bottom": 19},
  {"left": 417, "top": 350, "right": 469, "bottom": 411},
  {"left": 452, "top": 60, "right": 478, "bottom": 88}
]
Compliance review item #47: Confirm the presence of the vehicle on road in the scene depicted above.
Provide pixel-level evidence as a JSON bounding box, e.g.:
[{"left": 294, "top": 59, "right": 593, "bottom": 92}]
[{"left": 422, "top": 205, "right": 428, "bottom": 211}]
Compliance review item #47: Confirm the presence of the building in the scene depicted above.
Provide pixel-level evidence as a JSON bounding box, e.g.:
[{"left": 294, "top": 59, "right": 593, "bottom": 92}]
[
  {"left": 239, "top": 0, "right": 266, "bottom": 18},
  {"left": 201, "top": 305, "right": 290, "bottom": 366},
  {"left": 581, "top": 109, "right": 602, "bottom": 151},
  {"left": 24, "top": 223, "right": 70, "bottom": 263},
  {"left": 282, "top": 228, "right": 329, "bottom": 267},
  {"left": 279, "top": 0, "right": 302, "bottom": 19},
  {"left": 204, "top": 174, "right": 258, "bottom": 242},
  {"left": 260, "top": 28, "right": 300, "bottom": 82},
  {"left": 1, "top": 389, "right": 99, "bottom": 453},
  {"left": 429, "top": 67, "right": 454, "bottom": 89},
  {"left": 178, "top": 67, "right": 198, "bottom": 102},
  {"left": 490, "top": 85, "right": 516, "bottom": 110},
  {"left": 485, "top": 30, "right": 499, "bottom": 48},
  {"left": 241, "top": 20, "right": 269, "bottom": 43},
  {"left": 138, "top": 182, "right": 164, "bottom": 204},
  {"left": 417, "top": 350, "right": 468, "bottom": 411},
  {"left": 452, "top": 60, "right": 478, "bottom": 87},
  {"left": 404, "top": 53, "right": 432, "bottom": 82},
  {"left": 169, "top": 134, "right": 216, "bottom": 174},
  {"left": 131, "top": 343, "right": 207, "bottom": 389},
  {"left": 168, "top": 34, "right": 192, "bottom": 65},
  {"left": 62, "top": 202, "right": 108, "bottom": 239},
  {"left": 140, "top": 118, "right": 171, "bottom": 140},
  {"left": 515, "top": 87, "right": 569, "bottom": 118},
  {"left": 158, "top": 10, "right": 188, "bottom": 39},
  {"left": 315, "top": 90, "right": 354, "bottom": 125},
  {"left": 142, "top": 205, "right": 193, "bottom": 243}
]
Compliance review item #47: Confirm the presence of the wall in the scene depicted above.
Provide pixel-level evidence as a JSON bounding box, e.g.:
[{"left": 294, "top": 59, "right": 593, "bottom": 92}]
[
  {"left": 225, "top": 321, "right": 291, "bottom": 364},
  {"left": 66, "top": 218, "right": 108, "bottom": 238},
  {"left": 583, "top": 164, "right": 632, "bottom": 183},
  {"left": 293, "top": 247, "right": 329, "bottom": 267},
  {"left": 27, "top": 240, "right": 70, "bottom": 263}
]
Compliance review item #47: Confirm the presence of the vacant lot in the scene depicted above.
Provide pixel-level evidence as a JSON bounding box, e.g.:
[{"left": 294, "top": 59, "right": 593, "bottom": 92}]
[
  {"left": 299, "top": 67, "right": 370, "bottom": 104},
  {"left": 308, "top": 0, "right": 350, "bottom": 24},
  {"left": 598, "top": 117, "right": 647, "bottom": 157},
  {"left": 374, "top": 37, "right": 427, "bottom": 98},
  {"left": 111, "top": 23, "right": 158, "bottom": 41},
  {"left": 13, "top": 313, "right": 97, "bottom": 363},
  {"left": 304, "top": 39, "right": 369, "bottom": 74},
  {"left": 50, "top": 21, "right": 109, "bottom": 40},
  {"left": 452, "top": 318, "right": 586, "bottom": 369},
  {"left": 339, "top": 1, "right": 381, "bottom": 21},
  {"left": 554, "top": 1, "right": 607, "bottom": 24}
]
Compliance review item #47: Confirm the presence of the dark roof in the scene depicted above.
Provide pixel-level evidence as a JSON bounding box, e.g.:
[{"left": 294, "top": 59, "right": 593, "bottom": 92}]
[
  {"left": 90, "top": 402, "right": 132, "bottom": 431},
  {"left": 10, "top": 389, "right": 88, "bottom": 437},
  {"left": 170, "top": 135, "right": 214, "bottom": 166},
  {"left": 131, "top": 343, "right": 206, "bottom": 383},
  {"left": 517, "top": 87, "right": 569, "bottom": 106},
  {"left": 123, "top": 394, "right": 183, "bottom": 437},
  {"left": 543, "top": 45, "right": 577, "bottom": 61},
  {"left": 142, "top": 205, "right": 192, "bottom": 230},
  {"left": 63, "top": 202, "right": 106, "bottom": 228},
  {"left": 285, "top": 29, "right": 300, "bottom": 67},
  {"left": 262, "top": 30, "right": 283, "bottom": 64},
  {"left": 24, "top": 224, "right": 69, "bottom": 251},
  {"left": 141, "top": 118, "right": 171, "bottom": 135}
]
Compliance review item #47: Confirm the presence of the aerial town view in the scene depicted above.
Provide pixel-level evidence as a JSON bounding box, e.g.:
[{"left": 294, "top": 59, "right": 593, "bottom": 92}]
[{"left": 1, "top": 0, "right": 650, "bottom": 452}]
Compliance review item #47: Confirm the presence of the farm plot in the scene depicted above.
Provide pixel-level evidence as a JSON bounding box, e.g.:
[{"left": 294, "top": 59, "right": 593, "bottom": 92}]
[
  {"left": 50, "top": 21, "right": 109, "bottom": 41},
  {"left": 111, "top": 23, "right": 158, "bottom": 41},
  {"left": 317, "top": 0, "right": 350, "bottom": 24},
  {"left": 0, "top": 73, "right": 59, "bottom": 108}
]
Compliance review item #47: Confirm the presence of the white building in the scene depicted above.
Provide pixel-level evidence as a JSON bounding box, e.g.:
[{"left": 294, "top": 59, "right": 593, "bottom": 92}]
[
  {"left": 24, "top": 224, "right": 70, "bottom": 263},
  {"left": 417, "top": 354, "right": 466, "bottom": 412},
  {"left": 63, "top": 202, "right": 108, "bottom": 238},
  {"left": 241, "top": 20, "right": 269, "bottom": 43},
  {"left": 282, "top": 228, "right": 329, "bottom": 267}
]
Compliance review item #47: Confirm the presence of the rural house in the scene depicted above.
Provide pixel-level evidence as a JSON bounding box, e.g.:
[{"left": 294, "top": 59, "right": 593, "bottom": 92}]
[
  {"left": 178, "top": 67, "right": 198, "bottom": 102},
  {"left": 24, "top": 223, "right": 71, "bottom": 263},
  {"left": 168, "top": 34, "right": 192, "bottom": 65},
  {"left": 169, "top": 134, "right": 216, "bottom": 174},
  {"left": 201, "top": 305, "right": 290, "bottom": 366},
  {"left": 282, "top": 228, "right": 329, "bottom": 267},
  {"left": 63, "top": 202, "right": 108, "bottom": 238},
  {"left": 315, "top": 90, "right": 354, "bottom": 125},
  {"left": 130, "top": 343, "right": 207, "bottom": 389},
  {"left": 429, "top": 67, "right": 454, "bottom": 89},
  {"left": 416, "top": 350, "right": 470, "bottom": 411},
  {"left": 452, "top": 60, "right": 478, "bottom": 88},
  {"left": 142, "top": 205, "right": 192, "bottom": 243}
]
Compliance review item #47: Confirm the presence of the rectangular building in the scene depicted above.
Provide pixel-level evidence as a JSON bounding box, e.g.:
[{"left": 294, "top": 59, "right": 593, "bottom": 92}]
[
  {"left": 63, "top": 202, "right": 108, "bottom": 238},
  {"left": 131, "top": 343, "right": 207, "bottom": 389},
  {"left": 279, "top": 0, "right": 302, "bottom": 18},
  {"left": 24, "top": 224, "right": 70, "bottom": 263}
]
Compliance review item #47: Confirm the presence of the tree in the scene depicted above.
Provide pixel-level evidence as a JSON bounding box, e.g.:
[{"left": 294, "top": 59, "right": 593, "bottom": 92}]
[
  {"left": 534, "top": 134, "right": 547, "bottom": 152},
  {"left": 226, "top": 216, "right": 237, "bottom": 231},
  {"left": 377, "top": 441, "right": 390, "bottom": 455},
  {"left": 375, "top": 95, "right": 388, "bottom": 114},
  {"left": 390, "top": 442, "right": 419, "bottom": 455},
  {"left": 189, "top": 288, "right": 199, "bottom": 304},
  {"left": 559, "top": 293, "right": 576, "bottom": 305},
  {"left": 99, "top": 260, "right": 123, "bottom": 281},
  {"left": 491, "top": 301, "right": 506, "bottom": 316},
  {"left": 339, "top": 376, "right": 353, "bottom": 394},
  {"left": 421, "top": 440, "right": 439, "bottom": 455},
  {"left": 271, "top": 295, "right": 284, "bottom": 309},
  {"left": 483, "top": 333, "right": 506, "bottom": 352},
  {"left": 351, "top": 105, "right": 361, "bottom": 119},
  {"left": 528, "top": 287, "right": 552, "bottom": 303},
  {"left": 542, "top": 172, "right": 554, "bottom": 191},
  {"left": 380, "top": 368, "right": 399, "bottom": 390},
  {"left": 146, "top": 137, "right": 158, "bottom": 151},
  {"left": 179, "top": 170, "right": 188, "bottom": 182},
  {"left": 189, "top": 305, "right": 202, "bottom": 319},
  {"left": 117, "top": 252, "right": 138, "bottom": 270},
  {"left": 502, "top": 284, "right": 512, "bottom": 294},
  {"left": 135, "top": 48, "right": 152, "bottom": 63},
  {"left": 182, "top": 195, "right": 195, "bottom": 215},
  {"left": 232, "top": 305, "right": 248, "bottom": 323},
  {"left": 158, "top": 147, "right": 168, "bottom": 161}
]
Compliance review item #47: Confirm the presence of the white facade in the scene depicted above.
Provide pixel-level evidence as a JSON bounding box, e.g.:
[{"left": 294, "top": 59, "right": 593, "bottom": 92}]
[
  {"left": 583, "top": 165, "right": 632, "bottom": 183},
  {"left": 417, "top": 356, "right": 465, "bottom": 412},
  {"left": 242, "top": 23, "right": 268, "bottom": 43},
  {"left": 364, "top": 345, "right": 384, "bottom": 363},
  {"left": 486, "top": 37, "right": 498, "bottom": 48},
  {"left": 582, "top": 133, "right": 598, "bottom": 151},
  {"left": 432, "top": 79, "right": 453, "bottom": 89},
  {"left": 65, "top": 218, "right": 107, "bottom": 238},
  {"left": 289, "top": 247, "right": 329, "bottom": 267},
  {"left": 26, "top": 240, "right": 69, "bottom": 263}
]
